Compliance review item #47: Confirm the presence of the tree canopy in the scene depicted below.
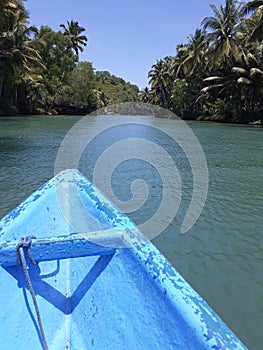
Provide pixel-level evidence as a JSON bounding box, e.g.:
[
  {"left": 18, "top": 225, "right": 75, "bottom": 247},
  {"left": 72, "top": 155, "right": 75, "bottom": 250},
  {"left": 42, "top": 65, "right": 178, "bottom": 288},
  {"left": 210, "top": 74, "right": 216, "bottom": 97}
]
[
  {"left": 0, "top": 0, "right": 139, "bottom": 115},
  {"left": 145, "top": 0, "right": 263, "bottom": 124},
  {"left": 2, "top": 0, "right": 263, "bottom": 123}
]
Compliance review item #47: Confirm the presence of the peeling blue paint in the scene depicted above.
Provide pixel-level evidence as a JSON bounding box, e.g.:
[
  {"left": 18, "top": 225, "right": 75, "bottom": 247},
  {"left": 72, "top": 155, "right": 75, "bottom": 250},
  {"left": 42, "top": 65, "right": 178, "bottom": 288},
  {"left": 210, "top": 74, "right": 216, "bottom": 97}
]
[{"left": 0, "top": 169, "right": 247, "bottom": 350}]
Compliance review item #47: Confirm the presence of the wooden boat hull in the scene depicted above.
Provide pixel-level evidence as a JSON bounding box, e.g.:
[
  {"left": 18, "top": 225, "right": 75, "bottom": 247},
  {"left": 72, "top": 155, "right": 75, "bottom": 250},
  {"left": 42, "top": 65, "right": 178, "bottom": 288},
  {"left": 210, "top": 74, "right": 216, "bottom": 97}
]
[{"left": 0, "top": 169, "right": 246, "bottom": 349}]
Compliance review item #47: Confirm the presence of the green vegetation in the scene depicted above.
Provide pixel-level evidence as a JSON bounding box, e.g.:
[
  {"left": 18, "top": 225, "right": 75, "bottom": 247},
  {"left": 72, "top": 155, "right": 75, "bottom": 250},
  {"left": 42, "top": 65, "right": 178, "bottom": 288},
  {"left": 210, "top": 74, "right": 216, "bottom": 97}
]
[
  {"left": 0, "top": 0, "right": 139, "bottom": 115},
  {"left": 95, "top": 71, "right": 139, "bottom": 108},
  {"left": 2, "top": 0, "right": 263, "bottom": 122},
  {"left": 144, "top": 0, "right": 263, "bottom": 124}
]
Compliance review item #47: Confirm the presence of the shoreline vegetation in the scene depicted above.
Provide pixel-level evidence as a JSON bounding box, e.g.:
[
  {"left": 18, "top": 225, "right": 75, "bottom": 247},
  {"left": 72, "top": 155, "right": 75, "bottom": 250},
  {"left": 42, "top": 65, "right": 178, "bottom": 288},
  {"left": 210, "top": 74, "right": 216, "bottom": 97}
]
[{"left": 0, "top": 1, "right": 262, "bottom": 125}]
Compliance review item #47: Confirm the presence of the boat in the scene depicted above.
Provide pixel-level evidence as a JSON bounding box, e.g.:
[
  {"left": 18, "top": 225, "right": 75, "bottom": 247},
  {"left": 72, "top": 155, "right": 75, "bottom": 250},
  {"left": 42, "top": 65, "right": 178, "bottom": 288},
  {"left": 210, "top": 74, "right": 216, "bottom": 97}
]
[{"left": 0, "top": 169, "right": 246, "bottom": 349}]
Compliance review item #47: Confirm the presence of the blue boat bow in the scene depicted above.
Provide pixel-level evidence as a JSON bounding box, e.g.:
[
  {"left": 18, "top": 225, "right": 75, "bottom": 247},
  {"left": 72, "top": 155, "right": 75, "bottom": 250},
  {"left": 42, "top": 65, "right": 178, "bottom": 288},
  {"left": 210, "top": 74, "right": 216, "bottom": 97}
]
[{"left": 0, "top": 169, "right": 247, "bottom": 349}]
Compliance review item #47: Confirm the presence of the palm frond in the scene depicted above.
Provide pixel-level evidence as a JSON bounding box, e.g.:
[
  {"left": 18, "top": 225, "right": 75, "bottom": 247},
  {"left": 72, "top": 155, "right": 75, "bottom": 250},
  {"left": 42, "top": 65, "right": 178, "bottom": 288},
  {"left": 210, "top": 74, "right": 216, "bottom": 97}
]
[
  {"left": 201, "top": 84, "right": 224, "bottom": 93},
  {"left": 250, "top": 67, "right": 263, "bottom": 77},
  {"left": 237, "top": 77, "right": 253, "bottom": 84},
  {"left": 232, "top": 67, "right": 249, "bottom": 76},
  {"left": 203, "top": 76, "right": 224, "bottom": 82}
]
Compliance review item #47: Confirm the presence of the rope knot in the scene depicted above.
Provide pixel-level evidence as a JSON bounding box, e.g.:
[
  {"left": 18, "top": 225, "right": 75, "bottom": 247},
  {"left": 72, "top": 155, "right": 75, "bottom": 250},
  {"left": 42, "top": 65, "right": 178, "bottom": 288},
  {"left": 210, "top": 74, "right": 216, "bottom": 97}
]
[{"left": 16, "top": 235, "right": 37, "bottom": 265}]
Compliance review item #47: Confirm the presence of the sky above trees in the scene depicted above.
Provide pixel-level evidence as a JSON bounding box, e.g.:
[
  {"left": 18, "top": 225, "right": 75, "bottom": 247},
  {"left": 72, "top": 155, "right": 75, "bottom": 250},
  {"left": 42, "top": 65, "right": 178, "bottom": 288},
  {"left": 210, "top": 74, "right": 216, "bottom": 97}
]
[{"left": 26, "top": 0, "right": 223, "bottom": 89}]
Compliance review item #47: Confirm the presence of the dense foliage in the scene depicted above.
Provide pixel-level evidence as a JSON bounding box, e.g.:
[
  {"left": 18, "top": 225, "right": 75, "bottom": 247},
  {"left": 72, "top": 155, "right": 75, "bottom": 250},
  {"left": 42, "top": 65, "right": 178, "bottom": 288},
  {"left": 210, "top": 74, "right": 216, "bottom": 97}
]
[
  {"left": 144, "top": 0, "right": 263, "bottom": 123},
  {"left": 0, "top": 0, "right": 139, "bottom": 115},
  {"left": 2, "top": 0, "right": 263, "bottom": 122},
  {"left": 95, "top": 71, "right": 139, "bottom": 108}
]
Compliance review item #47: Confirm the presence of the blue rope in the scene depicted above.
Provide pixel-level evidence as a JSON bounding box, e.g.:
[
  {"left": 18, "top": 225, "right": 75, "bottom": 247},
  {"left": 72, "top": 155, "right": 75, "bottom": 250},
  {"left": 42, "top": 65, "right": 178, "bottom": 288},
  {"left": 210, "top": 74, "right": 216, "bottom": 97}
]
[{"left": 16, "top": 237, "right": 49, "bottom": 350}]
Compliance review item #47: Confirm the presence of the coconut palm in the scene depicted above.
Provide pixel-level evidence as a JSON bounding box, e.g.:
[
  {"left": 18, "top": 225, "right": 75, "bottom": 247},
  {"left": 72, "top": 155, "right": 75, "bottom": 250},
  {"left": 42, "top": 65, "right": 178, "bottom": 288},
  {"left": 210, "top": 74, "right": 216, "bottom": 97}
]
[
  {"left": 201, "top": 0, "right": 244, "bottom": 66},
  {"left": 0, "top": 0, "right": 44, "bottom": 112},
  {"left": 60, "top": 20, "right": 87, "bottom": 55},
  {"left": 241, "top": 0, "right": 263, "bottom": 15},
  {"left": 241, "top": 1, "right": 263, "bottom": 40},
  {"left": 139, "top": 87, "right": 152, "bottom": 103},
  {"left": 0, "top": 0, "right": 18, "bottom": 96},
  {"left": 147, "top": 0, "right": 263, "bottom": 122},
  {"left": 175, "top": 29, "right": 208, "bottom": 78},
  {"left": 231, "top": 40, "right": 263, "bottom": 116},
  {"left": 148, "top": 59, "right": 172, "bottom": 109}
]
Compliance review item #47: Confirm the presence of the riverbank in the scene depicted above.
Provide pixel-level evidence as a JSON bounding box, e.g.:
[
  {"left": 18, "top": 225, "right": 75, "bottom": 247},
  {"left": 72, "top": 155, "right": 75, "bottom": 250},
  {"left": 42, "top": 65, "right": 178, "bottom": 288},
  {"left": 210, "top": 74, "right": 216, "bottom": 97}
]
[{"left": 2, "top": 109, "right": 262, "bottom": 127}]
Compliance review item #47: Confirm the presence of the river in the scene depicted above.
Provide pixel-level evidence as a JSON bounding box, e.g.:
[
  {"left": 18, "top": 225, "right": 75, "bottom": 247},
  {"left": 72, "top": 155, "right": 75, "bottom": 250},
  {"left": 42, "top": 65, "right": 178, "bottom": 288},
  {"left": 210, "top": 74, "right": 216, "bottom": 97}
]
[{"left": 0, "top": 115, "right": 262, "bottom": 349}]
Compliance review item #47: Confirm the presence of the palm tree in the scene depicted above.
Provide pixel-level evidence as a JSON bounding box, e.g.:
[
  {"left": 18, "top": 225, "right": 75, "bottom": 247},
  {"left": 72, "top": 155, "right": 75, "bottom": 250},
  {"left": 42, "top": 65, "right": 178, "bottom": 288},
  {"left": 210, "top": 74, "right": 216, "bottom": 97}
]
[
  {"left": 139, "top": 87, "right": 152, "bottom": 103},
  {"left": 241, "top": 1, "right": 263, "bottom": 40},
  {"left": 60, "top": 20, "right": 87, "bottom": 55},
  {"left": 0, "top": 0, "right": 44, "bottom": 113},
  {"left": 241, "top": 0, "right": 263, "bottom": 16},
  {"left": 0, "top": 0, "right": 18, "bottom": 97},
  {"left": 169, "top": 31, "right": 209, "bottom": 118},
  {"left": 147, "top": 0, "right": 263, "bottom": 122},
  {"left": 201, "top": 0, "right": 244, "bottom": 66},
  {"left": 148, "top": 59, "right": 172, "bottom": 109},
  {"left": 174, "top": 29, "right": 208, "bottom": 78},
  {"left": 231, "top": 38, "right": 263, "bottom": 117}
]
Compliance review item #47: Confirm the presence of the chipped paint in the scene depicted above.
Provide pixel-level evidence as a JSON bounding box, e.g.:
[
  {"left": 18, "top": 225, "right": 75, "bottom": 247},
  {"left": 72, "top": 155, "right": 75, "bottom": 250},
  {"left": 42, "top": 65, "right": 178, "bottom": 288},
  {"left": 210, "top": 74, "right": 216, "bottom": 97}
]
[{"left": 0, "top": 169, "right": 247, "bottom": 349}]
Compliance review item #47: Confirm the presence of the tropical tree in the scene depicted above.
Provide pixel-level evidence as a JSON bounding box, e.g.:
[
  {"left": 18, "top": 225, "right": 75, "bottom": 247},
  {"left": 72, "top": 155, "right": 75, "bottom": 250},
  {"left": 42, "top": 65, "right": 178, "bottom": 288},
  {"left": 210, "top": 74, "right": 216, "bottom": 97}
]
[
  {"left": 60, "top": 20, "right": 87, "bottom": 55},
  {"left": 241, "top": 0, "right": 263, "bottom": 41},
  {"left": 95, "top": 70, "right": 139, "bottom": 105},
  {"left": 0, "top": 0, "right": 44, "bottom": 113},
  {"left": 66, "top": 61, "right": 98, "bottom": 113},
  {"left": 35, "top": 26, "right": 77, "bottom": 109},
  {"left": 168, "top": 30, "right": 209, "bottom": 117},
  {"left": 147, "top": 0, "right": 263, "bottom": 123},
  {"left": 148, "top": 58, "right": 172, "bottom": 109},
  {"left": 233, "top": 65, "right": 263, "bottom": 113},
  {"left": 230, "top": 37, "right": 263, "bottom": 120},
  {"left": 139, "top": 87, "right": 152, "bottom": 103},
  {"left": 201, "top": 0, "right": 244, "bottom": 67},
  {"left": 174, "top": 29, "right": 208, "bottom": 78}
]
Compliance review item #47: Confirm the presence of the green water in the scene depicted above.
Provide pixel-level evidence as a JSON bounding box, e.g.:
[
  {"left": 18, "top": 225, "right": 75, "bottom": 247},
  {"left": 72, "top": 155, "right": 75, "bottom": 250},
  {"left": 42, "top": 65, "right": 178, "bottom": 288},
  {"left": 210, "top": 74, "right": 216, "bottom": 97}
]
[{"left": 0, "top": 115, "right": 262, "bottom": 349}]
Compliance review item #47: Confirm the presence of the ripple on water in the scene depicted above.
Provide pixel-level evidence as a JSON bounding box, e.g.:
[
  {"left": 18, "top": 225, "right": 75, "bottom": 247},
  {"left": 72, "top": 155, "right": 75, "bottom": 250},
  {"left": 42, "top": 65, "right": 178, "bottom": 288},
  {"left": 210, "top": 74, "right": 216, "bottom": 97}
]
[{"left": 0, "top": 116, "right": 263, "bottom": 349}]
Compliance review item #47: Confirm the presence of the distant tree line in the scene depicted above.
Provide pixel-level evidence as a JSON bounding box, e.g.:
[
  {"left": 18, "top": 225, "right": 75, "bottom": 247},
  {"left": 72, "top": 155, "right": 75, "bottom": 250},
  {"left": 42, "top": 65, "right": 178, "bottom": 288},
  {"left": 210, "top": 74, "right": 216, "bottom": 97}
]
[
  {"left": 0, "top": 0, "right": 139, "bottom": 115},
  {"left": 142, "top": 0, "right": 263, "bottom": 124}
]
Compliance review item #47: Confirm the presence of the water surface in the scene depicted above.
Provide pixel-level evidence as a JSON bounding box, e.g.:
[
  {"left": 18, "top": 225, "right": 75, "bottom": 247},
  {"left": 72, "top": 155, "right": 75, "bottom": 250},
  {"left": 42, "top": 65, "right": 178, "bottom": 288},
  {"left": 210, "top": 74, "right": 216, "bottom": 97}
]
[{"left": 0, "top": 115, "right": 262, "bottom": 349}]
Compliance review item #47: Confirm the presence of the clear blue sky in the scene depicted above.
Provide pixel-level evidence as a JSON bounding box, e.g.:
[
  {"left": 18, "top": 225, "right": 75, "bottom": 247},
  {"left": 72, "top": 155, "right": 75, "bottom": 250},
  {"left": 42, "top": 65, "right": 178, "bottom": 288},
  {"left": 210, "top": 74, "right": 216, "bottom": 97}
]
[{"left": 26, "top": 0, "right": 223, "bottom": 89}]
